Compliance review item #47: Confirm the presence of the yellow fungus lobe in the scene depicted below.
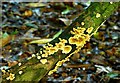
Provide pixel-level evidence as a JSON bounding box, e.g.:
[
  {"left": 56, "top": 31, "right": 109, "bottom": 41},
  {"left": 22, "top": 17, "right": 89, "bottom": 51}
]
[
  {"left": 96, "top": 13, "right": 101, "bottom": 18},
  {"left": 48, "top": 47, "right": 58, "bottom": 55},
  {"left": 84, "top": 34, "right": 90, "bottom": 41},
  {"left": 19, "top": 71, "right": 23, "bottom": 75},
  {"left": 48, "top": 70, "right": 54, "bottom": 75},
  {"left": 32, "top": 54, "right": 36, "bottom": 57},
  {"left": 76, "top": 36, "right": 85, "bottom": 45},
  {"left": 56, "top": 61, "right": 63, "bottom": 66},
  {"left": 77, "top": 27, "right": 86, "bottom": 32},
  {"left": 86, "top": 27, "right": 93, "bottom": 34},
  {"left": 40, "top": 59, "right": 47, "bottom": 64},
  {"left": 55, "top": 42, "right": 64, "bottom": 50},
  {"left": 36, "top": 53, "right": 39, "bottom": 56},
  {"left": 1, "top": 69, "right": 6, "bottom": 74},
  {"left": 47, "top": 43, "right": 53, "bottom": 47},
  {"left": 62, "top": 45, "right": 72, "bottom": 54},
  {"left": 41, "top": 53, "right": 48, "bottom": 57},
  {"left": 40, "top": 51, "right": 42, "bottom": 54},
  {"left": 6, "top": 73, "right": 15, "bottom": 81},
  {"left": 18, "top": 63, "right": 22, "bottom": 66},
  {"left": 37, "top": 56, "right": 41, "bottom": 59},
  {"left": 81, "top": 22, "right": 85, "bottom": 26},
  {"left": 59, "top": 38, "right": 67, "bottom": 43},
  {"left": 69, "top": 37, "right": 78, "bottom": 44}
]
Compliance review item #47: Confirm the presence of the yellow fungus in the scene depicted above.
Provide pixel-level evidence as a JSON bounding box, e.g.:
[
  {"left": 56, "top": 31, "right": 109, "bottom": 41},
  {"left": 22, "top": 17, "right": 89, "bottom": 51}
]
[
  {"left": 96, "top": 13, "right": 101, "bottom": 18},
  {"left": 86, "top": 27, "right": 93, "bottom": 34},
  {"left": 71, "top": 27, "right": 85, "bottom": 35},
  {"left": 47, "top": 26, "right": 92, "bottom": 75},
  {"left": 71, "top": 28, "right": 81, "bottom": 35},
  {"left": 48, "top": 47, "right": 58, "bottom": 55},
  {"left": 59, "top": 38, "right": 67, "bottom": 43},
  {"left": 32, "top": 54, "right": 36, "bottom": 57},
  {"left": 84, "top": 34, "right": 90, "bottom": 41},
  {"left": 69, "top": 36, "right": 86, "bottom": 46},
  {"left": 55, "top": 42, "right": 64, "bottom": 50},
  {"left": 81, "top": 22, "right": 85, "bottom": 26},
  {"left": 1, "top": 69, "right": 6, "bottom": 74},
  {"left": 47, "top": 43, "right": 53, "bottom": 47},
  {"left": 41, "top": 54, "right": 48, "bottom": 57},
  {"left": 56, "top": 61, "right": 63, "bottom": 66},
  {"left": 6, "top": 73, "right": 15, "bottom": 81},
  {"left": 40, "top": 59, "right": 47, "bottom": 64},
  {"left": 54, "top": 66, "right": 59, "bottom": 71},
  {"left": 62, "top": 45, "right": 72, "bottom": 54},
  {"left": 18, "top": 63, "right": 22, "bottom": 66},
  {"left": 36, "top": 53, "right": 39, "bottom": 56},
  {"left": 69, "top": 37, "right": 78, "bottom": 44},
  {"left": 40, "top": 51, "right": 42, "bottom": 54},
  {"left": 77, "top": 27, "right": 86, "bottom": 32},
  {"left": 76, "top": 37, "right": 85, "bottom": 46},
  {"left": 44, "top": 46, "right": 50, "bottom": 50},
  {"left": 27, "top": 57, "right": 32, "bottom": 60},
  {"left": 37, "top": 56, "right": 41, "bottom": 59},
  {"left": 48, "top": 70, "right": 54, "bottom": 75},
  {"left": 18, "top": 71, "right": 23, "bottom": 75}
]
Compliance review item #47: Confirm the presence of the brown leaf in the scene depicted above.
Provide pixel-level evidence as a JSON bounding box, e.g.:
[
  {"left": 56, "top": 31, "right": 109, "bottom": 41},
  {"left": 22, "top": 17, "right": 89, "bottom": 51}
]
[
  {"left": 0, "top": 35, "right": 15, "bottom": 48},
  {"left": 70, "top": 53, "right": 80, "bottom": 62},
  {"left": 8, "top": 61, "right": 18, "bottom": 67},
  {"left": 23, "top": 10, "right": 33, "bottom": 17},
  {"left": 66, "top": 64, "right": 91, "bottom": 69},
  {"left": 91, "top": 55, "right": 108, "bottom": 65}
]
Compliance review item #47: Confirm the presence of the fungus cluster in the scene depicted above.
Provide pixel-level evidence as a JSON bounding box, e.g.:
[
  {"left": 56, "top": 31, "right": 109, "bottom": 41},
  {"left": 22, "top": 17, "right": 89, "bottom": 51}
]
[
  {"left": 37, "top": 38, "right": 72, "bottom": 62},
  {"left": 2, "top": 24, "right": 94, "bottom": 80},
  {"left": 1, "top": 69, "right": 15, "bottom": 81},
  {"left": 48, "top": 26, "right": 93, "bottom": 75},
  {"left": 69, "top": 27, "right": 91, "bottom": 51},
  {"left": 23, "top": 37, "right": 72, "bottom": 68},
  {"left": 6, "top": 73, "right": 15, "bottom": 81}
]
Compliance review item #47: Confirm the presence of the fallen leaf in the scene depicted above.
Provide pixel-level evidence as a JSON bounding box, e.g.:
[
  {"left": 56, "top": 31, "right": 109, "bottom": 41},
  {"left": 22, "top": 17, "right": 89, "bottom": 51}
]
[
  {"left": 0, "top": 35, "right": 15, "bottom": 48},
  {"left": 26, "top": 3, "right": 48, "bottom": 8},
  {"left": 59, "top": 18, "right": 72, "bottom": 26},
  {"left": 29, "top": 38, "right": 53, "bottom": 44}
]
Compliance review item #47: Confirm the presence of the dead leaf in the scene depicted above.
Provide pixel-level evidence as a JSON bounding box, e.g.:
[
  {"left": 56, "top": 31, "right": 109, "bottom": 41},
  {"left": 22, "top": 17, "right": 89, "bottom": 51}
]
[
  {"left": 29, "top": 38, "right": 53, "bottom": 44},
  {"left": 0, "top": 35, "right": 15, "bottom": 48},
  {"left": 66, "top": 64, "right": 91, "bottom": 69},
  {"left": 59, "top": 18, "right": 72, "bottom": 26},
  {"left": 26, "top": 3, "right": 48, "bottom": 8},
  {"left": 23, "top": 10, "right": 33, "bottom": 17},
  {"left": 91, "top": 55, "right": 108, "bottom": 65},
  {"left": 8, "top": 61, "right": 18, "bottom": 67}
]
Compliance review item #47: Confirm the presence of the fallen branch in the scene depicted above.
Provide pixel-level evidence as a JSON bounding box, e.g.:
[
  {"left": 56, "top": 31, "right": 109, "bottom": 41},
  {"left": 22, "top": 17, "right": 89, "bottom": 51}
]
[{"left": 2, "top": 2, "right": 119, "bottom": 82}]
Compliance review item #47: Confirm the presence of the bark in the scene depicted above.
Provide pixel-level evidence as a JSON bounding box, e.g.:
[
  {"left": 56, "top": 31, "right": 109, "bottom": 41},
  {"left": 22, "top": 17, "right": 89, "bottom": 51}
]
[{"left": 2, "top": 2, "right": 119, "bottom": 82}]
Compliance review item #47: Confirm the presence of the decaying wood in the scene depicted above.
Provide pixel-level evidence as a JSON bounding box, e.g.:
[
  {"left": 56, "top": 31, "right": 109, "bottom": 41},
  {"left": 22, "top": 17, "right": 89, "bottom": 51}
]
[{"left": 2, "top": 2, "right": 119, "bottom": 82}]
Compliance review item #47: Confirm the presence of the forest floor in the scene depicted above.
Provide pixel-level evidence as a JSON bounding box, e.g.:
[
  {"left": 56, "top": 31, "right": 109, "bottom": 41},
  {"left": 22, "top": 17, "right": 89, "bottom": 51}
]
[{"left": 1, "top": 2, "right": 120, "bottom": 82}]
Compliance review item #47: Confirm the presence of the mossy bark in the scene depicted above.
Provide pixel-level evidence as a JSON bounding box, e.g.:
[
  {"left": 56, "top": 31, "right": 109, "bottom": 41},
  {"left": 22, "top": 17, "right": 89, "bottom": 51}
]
[{"left": 2, "top": 2, "right": 119, "bottom": 82}]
